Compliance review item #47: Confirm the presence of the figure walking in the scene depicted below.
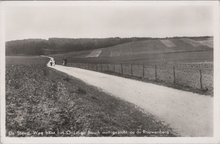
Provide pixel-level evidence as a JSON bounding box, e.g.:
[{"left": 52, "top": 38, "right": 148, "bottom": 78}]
[
  {"left": 49, "top": 59, "right": 55, "bottom": 66},
  {"left": 62, "top": 59, "right": 67, "bottom": 66}
]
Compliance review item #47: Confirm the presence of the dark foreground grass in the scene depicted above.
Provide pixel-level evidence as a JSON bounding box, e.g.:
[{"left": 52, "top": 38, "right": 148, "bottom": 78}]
[{"left": 6, "top": 64, "right": 177, "bottom": 137}]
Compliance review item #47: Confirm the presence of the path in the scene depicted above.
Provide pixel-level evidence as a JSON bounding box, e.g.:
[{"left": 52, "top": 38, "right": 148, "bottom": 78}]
[{"left": 47, "top": 59, "right": 213, "bottom": 137}]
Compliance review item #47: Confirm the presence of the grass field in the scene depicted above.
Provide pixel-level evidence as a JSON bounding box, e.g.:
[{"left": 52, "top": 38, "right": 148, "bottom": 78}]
[
  {"left": 52, "top": 50, "right": 213, "bottom": 66},
  {"left": 51, "top": 37, "right": 213, "bottom": 66},
  {"left": 6, "top": 56, "right": 49, "bottom": 65},
  {"left": 6, "top": 56, "right": 177, "bottom": 137},
  {"left": 98, "top": 38, "right": 212, "bottom": 58}
]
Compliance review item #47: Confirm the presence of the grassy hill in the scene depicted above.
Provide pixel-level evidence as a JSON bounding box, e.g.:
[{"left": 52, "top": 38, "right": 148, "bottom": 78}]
[
  {"left": 6, "top": 37, "right": 148, "bottom": 56},
  {"left": 98, "top": 38, "right": 212, "bottom": 57},
  {"left": 51, "top": 36, "right": 213, "bottom": 65},
  {"left": 6, "top": 36, "right": 213, "bottom": 64}
]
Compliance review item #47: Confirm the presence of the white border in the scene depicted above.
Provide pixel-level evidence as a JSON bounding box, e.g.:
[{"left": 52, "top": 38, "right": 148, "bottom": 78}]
[
  {"left": 0, "top": 1, "right": 217, "bottom": 7},
  {"left": 213, "top": 0, "right": 220, "bottom": 140},
  {"left": 1, "top": 1, "right": 219, "bottom": 144},
  {"left": 0, "top": 1, "right": 6, "bottom": 144}
]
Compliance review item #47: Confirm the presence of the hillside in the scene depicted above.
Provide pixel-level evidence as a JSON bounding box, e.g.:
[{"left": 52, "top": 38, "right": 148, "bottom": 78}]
[
  {"left": 94, "top": 37, "right": 213, "bottom": 58},
  {"left": 6, "top": 36, "right": 212, "bottom": 57},
  {"left": 51, "top": 36, "right": 213, "bottom": 64},
  {"left": 6, "top": 37, "right": 148, "bottom": 56},
  {"left": 6, "top": 36, "right": 213, "bottom": 64}
]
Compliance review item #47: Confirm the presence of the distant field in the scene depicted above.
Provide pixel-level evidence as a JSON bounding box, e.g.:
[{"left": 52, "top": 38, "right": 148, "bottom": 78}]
[
  {"left": 98, "top": 38, "right": 212, "bottom": 58},
  {"left": 6, "top": 56, "right": 49, "bottom": 65},
  {"left": 51, "top": 37, "right": 213, "bottom": 65},
  {"left": 53, "top": 50, "right": 213, "bottom": 65}
]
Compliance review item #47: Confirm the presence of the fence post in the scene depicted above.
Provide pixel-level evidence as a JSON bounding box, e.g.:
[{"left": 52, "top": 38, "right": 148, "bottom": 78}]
[
  {"left": 199, "top": 70, "right": 203, "bottom": 90},
  {"left": 131, "top": 64, "right": 133, "bottom": 76},
  {"left": 142, "top": 64, "right": 145, "bottom": 79},
  {"left": 103, "top": 64, "right": 105, "bottom": 72},
  {"left": 101, "top": 64, "right": 103, "bottom": 72},
  {"left": 155, "top": 65, "right": 157, "bottom": 81},
  {"left": 113, "top": 64, "right": 115, "bottom": 73},
  {"left": 173, "top": 66, "right": 176, "bottom": 84},
  {"left": 121, "top": 64, "right": 123, "bottom": 74}
]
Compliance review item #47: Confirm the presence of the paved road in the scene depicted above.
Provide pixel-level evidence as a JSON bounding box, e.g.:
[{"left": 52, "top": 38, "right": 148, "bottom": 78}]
[{"left": 48, "top": 62, "right": 213, "bottom": 137}]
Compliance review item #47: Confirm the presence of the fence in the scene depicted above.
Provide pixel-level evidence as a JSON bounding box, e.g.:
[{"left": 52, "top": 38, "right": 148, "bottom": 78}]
[{"left": 67, "top": 62, "right": 213, "bottom": 92}]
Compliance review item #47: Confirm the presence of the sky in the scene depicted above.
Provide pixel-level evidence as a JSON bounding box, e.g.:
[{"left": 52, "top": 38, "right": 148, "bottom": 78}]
[{"left": 2, "top": 1, "right": 214, "bottom": 41}]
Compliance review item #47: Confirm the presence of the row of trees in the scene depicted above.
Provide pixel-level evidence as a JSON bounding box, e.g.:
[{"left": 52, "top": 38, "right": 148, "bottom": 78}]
[
  {"left": 6, "top": 36, "right": 212, "bottom": 56},
  {"left": 6, "top": 37, "right": 148, "bottom": 56},
  {"left": 6, "top": 39, "right": 48, "bottom": 56}
]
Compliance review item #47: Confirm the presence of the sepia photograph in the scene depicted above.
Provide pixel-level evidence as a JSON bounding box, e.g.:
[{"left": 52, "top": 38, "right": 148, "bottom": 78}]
[{"left": 0, "top": 1, "right": 220, "bottom": 143}]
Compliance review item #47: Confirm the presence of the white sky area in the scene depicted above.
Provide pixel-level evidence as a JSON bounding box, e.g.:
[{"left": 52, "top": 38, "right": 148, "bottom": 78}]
[{"left": 3, "top": 2, "right": 214, "bottom": 41}]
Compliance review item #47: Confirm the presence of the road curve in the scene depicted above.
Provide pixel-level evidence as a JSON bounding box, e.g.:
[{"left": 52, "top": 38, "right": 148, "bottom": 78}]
[{"left": 47, "top": 59, "right": 213, "bottom": 137}]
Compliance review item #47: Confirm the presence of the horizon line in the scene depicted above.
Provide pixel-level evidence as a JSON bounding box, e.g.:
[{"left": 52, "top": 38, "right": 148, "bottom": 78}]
[{"left": 6, "top": 35, "right": 213, "bottom": 42}]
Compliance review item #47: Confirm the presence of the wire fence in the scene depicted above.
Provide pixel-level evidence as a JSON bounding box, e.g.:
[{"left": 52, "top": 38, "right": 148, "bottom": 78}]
[{"left": 66, "top": 62, "right": 213, "bottom": 92}]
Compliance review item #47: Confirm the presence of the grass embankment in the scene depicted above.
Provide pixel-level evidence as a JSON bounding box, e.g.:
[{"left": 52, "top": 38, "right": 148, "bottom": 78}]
[{"left": 6, "top": 63, "right": 177, "bottom": 137}]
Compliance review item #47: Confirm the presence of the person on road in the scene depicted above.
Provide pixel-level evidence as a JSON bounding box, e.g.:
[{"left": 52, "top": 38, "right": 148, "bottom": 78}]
[
  {"left": 62, "top": 59, "right": 67, "bottom": 66},
  {"left": 49, "top": 59, "right": 55, "bottom": 66}
]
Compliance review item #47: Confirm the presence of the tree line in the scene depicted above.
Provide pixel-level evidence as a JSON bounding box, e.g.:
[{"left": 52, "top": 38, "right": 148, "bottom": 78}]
[
  {"left": 6, "top": 36, "right": 212, "bottom": 56},
  {"left": 6, "top": 37, "right": 148, "bottom": 56}
]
